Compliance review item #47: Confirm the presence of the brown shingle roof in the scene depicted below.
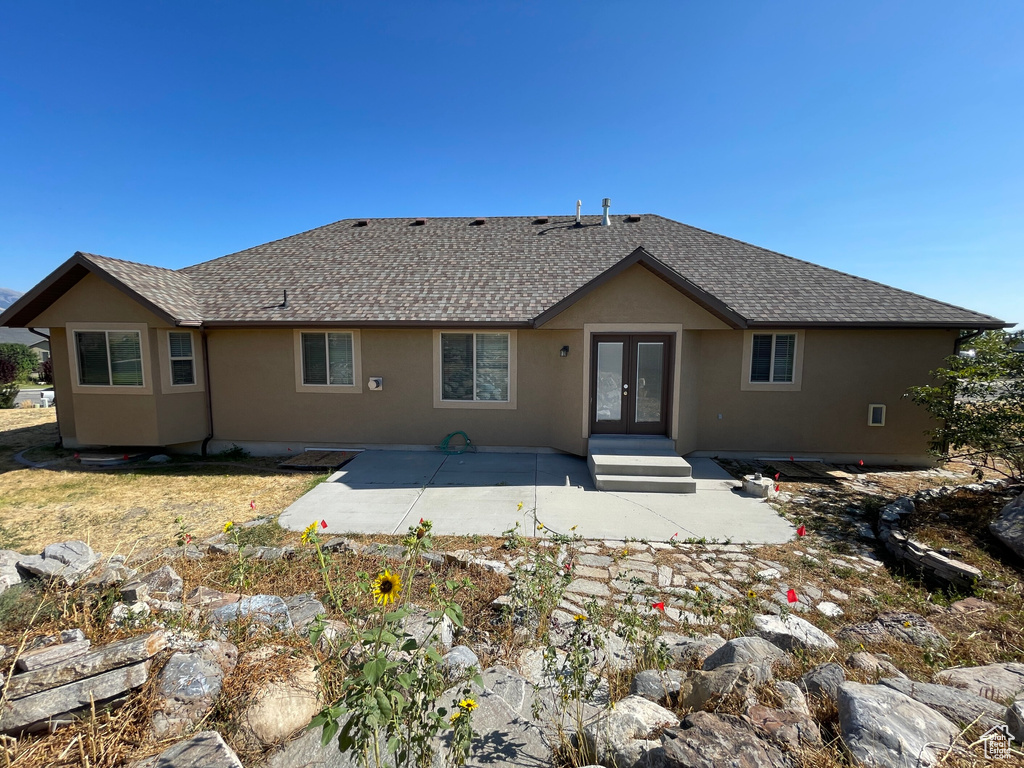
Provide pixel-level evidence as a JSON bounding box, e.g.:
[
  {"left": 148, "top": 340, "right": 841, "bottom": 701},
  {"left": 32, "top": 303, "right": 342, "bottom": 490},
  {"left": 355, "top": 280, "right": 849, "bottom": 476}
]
[
  {"left": 79, "top": 253, "right": 202, "bottom": 324},
  {"left": 181, "top": 215, "right": 1005, "bottom": 327}
]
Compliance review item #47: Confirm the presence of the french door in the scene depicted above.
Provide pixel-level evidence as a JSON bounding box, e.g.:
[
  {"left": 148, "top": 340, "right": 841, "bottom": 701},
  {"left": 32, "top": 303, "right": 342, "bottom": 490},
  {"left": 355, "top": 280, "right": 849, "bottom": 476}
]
[{"left": 590, "top": 334, "right": 673, "bottom": 435}]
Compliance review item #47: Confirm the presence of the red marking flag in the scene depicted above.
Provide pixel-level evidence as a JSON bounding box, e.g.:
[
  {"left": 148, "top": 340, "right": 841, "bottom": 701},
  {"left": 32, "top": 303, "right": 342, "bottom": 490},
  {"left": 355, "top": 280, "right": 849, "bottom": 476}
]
[{"left": 787, "top": 589, "right": 798, "bottom": 604}]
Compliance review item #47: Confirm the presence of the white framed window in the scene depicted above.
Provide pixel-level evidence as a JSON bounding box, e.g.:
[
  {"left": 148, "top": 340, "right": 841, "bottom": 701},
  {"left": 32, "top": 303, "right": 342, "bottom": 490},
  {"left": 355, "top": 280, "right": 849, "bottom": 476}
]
[
  {"left": 433, "top": 330, "right": 517, "bottom": 409},
  {"left": 740, "top": 330, "right": 804, "bottom": 391},
  {"left": 168, "top": 331, "right": 196, "bottom": 386},
  {"left": 74, "top": 330, "right": 144, "bottom": 387},
  {"left": 293, "top": 330, "right": 362, "bottom": 393},
  {"left": 868, "top": 404, "right": 886, "bottom": 426}
]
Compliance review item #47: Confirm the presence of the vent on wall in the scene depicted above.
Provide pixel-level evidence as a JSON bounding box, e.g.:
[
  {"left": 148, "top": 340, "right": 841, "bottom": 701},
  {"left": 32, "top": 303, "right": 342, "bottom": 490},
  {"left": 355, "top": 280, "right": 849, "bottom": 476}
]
[{"left": 868, "top": 404, "right": 886, "bottom": 426}]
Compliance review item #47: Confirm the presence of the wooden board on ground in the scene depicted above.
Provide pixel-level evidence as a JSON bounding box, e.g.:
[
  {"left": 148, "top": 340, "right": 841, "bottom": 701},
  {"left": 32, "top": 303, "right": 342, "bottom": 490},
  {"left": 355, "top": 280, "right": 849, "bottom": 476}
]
[
  {"left": 763, "top": 461, "right": 837, "bottom": 482},
  {"left": 278, "top": 450, "right": 360, "bottom": 470}
]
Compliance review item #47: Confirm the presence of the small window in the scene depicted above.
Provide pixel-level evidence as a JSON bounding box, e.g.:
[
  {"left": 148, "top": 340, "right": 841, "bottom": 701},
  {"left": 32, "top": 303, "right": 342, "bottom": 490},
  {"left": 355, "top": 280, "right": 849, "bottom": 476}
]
[
  {"left": 74, "top": 330, "right": 144, "bottom": 387},
  {"left": 301, "top": 332, "right": 354, "bottom": 386},
  {"left": 750, "top": 333, "right": 796, "bottom": 383},
  {"left": 868, "top": 404, "right": 886, "bottom": 427},
  {"left": 168, "top": 332, "right": 195, "bottom": 386},
  {"left": 441, "top": 332, "right": 509, "bottom": 402}
]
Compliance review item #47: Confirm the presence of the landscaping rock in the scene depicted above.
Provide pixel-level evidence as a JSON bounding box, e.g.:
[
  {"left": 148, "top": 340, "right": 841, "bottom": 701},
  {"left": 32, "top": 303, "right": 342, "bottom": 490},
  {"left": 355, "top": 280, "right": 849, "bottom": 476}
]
[
  {"left": 284, "top": 593, "right": 326, "bottom": 635},
  {"left": 701, "top": 636, "right": 789, "bottom": 671},
  {"left": 800, "top": 662, "right": 845, "bottom": 703},
  {"left": 934, "top": 662, "right": 1024, "bottom": 704},
  {"left": 847, "top": 651, "right": 907, "bottom": 679},
  {"left": 752, "top": 613, "right": 837, "bottom": 652},
  {"left": 661, "top": 633, "right": 725, "bottom": 666},
  {"left": 126, "top": 564, "right": 184, "bottom": 602},
  {"left": 658, "top": 711, "right": 791, "bottom": 768},
  {"left": 0, "top": 550, "right": 22, "bottom": 594},
  {"left": 185, "top": 585, "right": 242, "bottom": 611},
  {"left": 837, "top": 681, "right": 959, "bottom": 768},
  {"left": 209, "top": 595, "right": 293, "bottom": 632},
  {"left": 582, "top": 694, "right": 678, "bottom": 768},
  {"left": 15, "top": 640, "right": 91, "bottom": 672},
  {"left": 442, "top": 645, "right": 479, "bottom": 676},
  {"left": 17, "top": 541, "right": 101, "bottom": 586},
  {"left": 815, "top": 601, "right": 843, "bottom": 618},
  {"left": 879, "top": 677, "right": 1004, "bottom": 730},
  {"left": 678, "top": 662, "right": 771, "bottom": 712},
  {"left": 630, "top": 669, "right": 687, "bottom": 703},
  {"left": 264, "top": 728, "right": 358, "bottom": 768},
  {"left": 151, "top": 641, "right": 238, "bottom": 738},
  {"left": 138, "top": 730, "right": 244, "bottom": 768},
  {"left": 990, "top": 492, "right": 1024, "bottom": 561},
  {"left": 774, "top": 680, "right": 809, "bottom": 716},
  {"left": 85, "top": 559, "right": 136, "bottom": 588},
  {"left": 402, "top": 607, "right": 454, "bottom": 652},
  {"left": 0, "top": 660, "right": 151, "bottom": 734},
  {"left": 747, "top": 704, "right": 822, "bottom": 750},
  {"left": 1007, "top": 700, "right": 1024, "bottom": 743},
  {"left": 241, "top": 655, "right": 321, "bottom": 744},
  {"left": 110, "top": 601, "right": 152, "bottom": 628},
  {"left": 838, "top": 611, "right": 948, "bottom": 649}
]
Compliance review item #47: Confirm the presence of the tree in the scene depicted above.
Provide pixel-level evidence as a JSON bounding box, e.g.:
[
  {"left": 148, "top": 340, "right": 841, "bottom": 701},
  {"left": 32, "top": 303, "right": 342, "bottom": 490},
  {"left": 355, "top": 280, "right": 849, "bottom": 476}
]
[
  {"left": 0, "top": 343, "right": 37, "bottom": 382},
  {"left": 909, "top": 329, "right": 1024, "bottom": 481},
  {"left": 0, "top": 354, "right": 18, "bottom": 408}
]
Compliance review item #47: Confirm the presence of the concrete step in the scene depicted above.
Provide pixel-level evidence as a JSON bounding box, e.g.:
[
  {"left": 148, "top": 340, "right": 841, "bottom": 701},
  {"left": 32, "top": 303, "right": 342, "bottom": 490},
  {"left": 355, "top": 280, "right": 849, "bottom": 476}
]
[
  {"left": 594, "top": 474, "right": 698, "bottom": 494},
  {"left": 588, "top": 453, "right": 693, "bottom": 478},
  {"left": 587, "top": 436, "right": 676, "bottom": 454}
]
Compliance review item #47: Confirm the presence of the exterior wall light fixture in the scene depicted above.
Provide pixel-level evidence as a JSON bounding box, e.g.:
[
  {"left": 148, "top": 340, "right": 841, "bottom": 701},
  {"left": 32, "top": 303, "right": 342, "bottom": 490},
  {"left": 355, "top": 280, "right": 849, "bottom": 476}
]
[{"left": 560, "top": 346, "right": 569, "bottom": 357}]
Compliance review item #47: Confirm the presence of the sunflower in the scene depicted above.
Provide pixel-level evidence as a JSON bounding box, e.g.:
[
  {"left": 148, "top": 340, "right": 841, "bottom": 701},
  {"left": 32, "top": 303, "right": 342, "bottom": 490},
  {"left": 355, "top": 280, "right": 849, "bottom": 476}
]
[
  {"left": 301, "top": 521, "right": 317, "bottom": 545},
  {"left": 573, "top": 614, "right": 587, "bottom": 623},
  {"left": 372, "top": 569, "right": 402, "bottom": 606},
  {"left": 223, "top": 521, "right": 234, "bottom": 533},
  {"left": 458, "top": 698, "right": 478, "bottom": 712},
  {"left": 450, "top": 711, "right": 463, "bottom": 723}
]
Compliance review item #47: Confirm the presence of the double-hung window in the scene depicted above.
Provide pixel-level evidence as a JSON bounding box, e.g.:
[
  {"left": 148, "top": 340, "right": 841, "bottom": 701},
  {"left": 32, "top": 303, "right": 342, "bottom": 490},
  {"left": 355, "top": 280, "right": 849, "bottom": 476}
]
[
  {"left": 74, "top": 330, "right": 144, "bottom": 387},
  {"left": 750, "top": 333, "right": 796, "bottom": 383},
  {"left": 168, "top": 332, "right": 196, "bottom": 386},
  {"left": 441, "top": 332, "right": 509, "bottom": 402},
  {"left": 301, "top": 332, "right": 354, "bottom": 386}
]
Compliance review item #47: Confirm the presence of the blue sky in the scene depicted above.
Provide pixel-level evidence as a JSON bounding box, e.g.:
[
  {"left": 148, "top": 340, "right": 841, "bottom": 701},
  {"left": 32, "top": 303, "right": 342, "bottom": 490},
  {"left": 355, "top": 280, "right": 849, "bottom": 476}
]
[{"left": 1, "top": 2, "right": 1020, "bottom": 326}]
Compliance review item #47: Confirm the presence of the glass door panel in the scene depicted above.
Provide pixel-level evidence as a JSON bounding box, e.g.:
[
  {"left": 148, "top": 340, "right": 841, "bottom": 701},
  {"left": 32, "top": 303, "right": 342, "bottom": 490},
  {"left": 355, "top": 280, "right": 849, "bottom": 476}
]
[
  {"left": 595, "top": 342, "right": 624, "bottom": 422},
  {"left": 634, "top": 342, "right": 664, "bottom": 423}
]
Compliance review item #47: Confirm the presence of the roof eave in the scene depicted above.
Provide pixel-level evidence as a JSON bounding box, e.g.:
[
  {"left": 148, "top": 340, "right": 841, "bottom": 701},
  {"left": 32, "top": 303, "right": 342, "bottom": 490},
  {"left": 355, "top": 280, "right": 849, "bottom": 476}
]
[{"left": 744, "top": 320, "right": 1011, "bottom": 330}]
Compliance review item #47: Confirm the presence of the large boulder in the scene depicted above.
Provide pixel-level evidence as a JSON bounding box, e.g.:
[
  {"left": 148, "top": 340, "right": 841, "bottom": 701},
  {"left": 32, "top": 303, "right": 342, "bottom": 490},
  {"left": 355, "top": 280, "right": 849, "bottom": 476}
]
[
  {"left": 990, "top": 492, "right": 1024, "bottom": 560},
  {"left": 837, "top": 681, "right": 959, "bottom": 768},
  {"left": 800, "top": 662, "right": 845, "bottom": 704},
  {"left": 284, "top": 593, "right": 326, "bottom": 635},
  {"left": 702, "top": 636, "right": 790, "bottom": 671},
  {"left": 657, "top": 711, "right": 791, "bottom": 768},
  {"left": 17, "top": 541, "right": 101, "bottom": 586},
  {"left": 151, "top": 641, "right": 238, "bottom": 738},
  {"left": 747, "top": 704, "right": 822, "bottom": 750},
  {"left": 752, "top": 614, "right": 837, "bottom": 652},
  {"left": 630, "top": 669, "right": 687, "bottom": 703},
  {"left": 678, "top": 662, "right": 771, "bottom": 712},
  {"left": 933, "top": 662, "right": 1024, "bottom": 704},
  {"left": 131, "top": 730, "right": 243, "bottom": 768},
  {"left": 209, "top": 595, "right": 293, "bottom": 632},
  {"left": 879, "top": 677, "right": 1004, "bottom": 730},
  {"left": 582, "top": 694, "right": 677, "bottom": 768},
  {"left": 240, "top": 652, "right": 321, "bottom": 745}
]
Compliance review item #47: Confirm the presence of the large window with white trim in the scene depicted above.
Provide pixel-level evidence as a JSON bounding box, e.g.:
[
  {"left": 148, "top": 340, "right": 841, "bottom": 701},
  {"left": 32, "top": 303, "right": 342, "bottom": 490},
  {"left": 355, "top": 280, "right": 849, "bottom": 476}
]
[
  {"left": 441, "top": 332, "right": 509, "bottom": 402},
  {"left": 301, "top": 332, "right": 354, "bottom": 386},
  {"left": 750, "top": 332, "right": 796, "bottom": 383},
  {"left": 74, "top": 330, "right": 144, "bottom": 387}
]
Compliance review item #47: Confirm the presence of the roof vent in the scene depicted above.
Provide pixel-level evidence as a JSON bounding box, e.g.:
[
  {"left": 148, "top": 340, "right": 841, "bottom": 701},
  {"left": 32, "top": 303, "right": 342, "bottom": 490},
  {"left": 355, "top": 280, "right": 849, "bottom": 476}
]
[
  {"left": 575, "top": 200, "right": 582, "bottom": 226},
  {"left": 625, "top": 214, "right": 641, "bottom": 223},
  {"left": 533, "top": 217, "right": 550, "bottom": 225},
  {"left": 353, "top": 220, "right": 368, "bottom": 227},
  {"left": 471, "top": 218, "right": 486, "bottom": 226},
  {"left": 412, "top": 218, "right": 426, "bottom": 226},
  {"left": 602, "top": 198, "right": 611, "bottom": 226}
]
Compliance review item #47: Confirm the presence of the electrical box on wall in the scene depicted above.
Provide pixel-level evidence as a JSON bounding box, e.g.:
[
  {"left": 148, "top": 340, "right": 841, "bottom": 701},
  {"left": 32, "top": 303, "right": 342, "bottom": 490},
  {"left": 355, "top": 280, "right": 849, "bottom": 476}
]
[{"left": 368, "top": 377, "right": 383, "bottom": 391}]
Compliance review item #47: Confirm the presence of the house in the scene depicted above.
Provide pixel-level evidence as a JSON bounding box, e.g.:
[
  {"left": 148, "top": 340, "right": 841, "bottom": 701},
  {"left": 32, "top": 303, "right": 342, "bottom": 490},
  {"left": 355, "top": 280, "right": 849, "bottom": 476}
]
[
  {"left": 0, "top": 327, "right": 50, "bottom": 362},
  {"left": 0, "top": 211, "right": 1009, "bottom": 473}
]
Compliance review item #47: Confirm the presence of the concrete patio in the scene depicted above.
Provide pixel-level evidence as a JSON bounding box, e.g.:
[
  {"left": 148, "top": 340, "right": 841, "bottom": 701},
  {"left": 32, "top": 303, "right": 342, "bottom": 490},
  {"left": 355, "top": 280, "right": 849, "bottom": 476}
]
[{"left": 279, "top": 450, "right": 794, "bottom": 544}]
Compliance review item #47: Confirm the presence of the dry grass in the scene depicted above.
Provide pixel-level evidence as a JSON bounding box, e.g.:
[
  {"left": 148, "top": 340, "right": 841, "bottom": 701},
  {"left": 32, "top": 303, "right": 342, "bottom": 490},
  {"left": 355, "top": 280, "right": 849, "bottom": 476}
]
[{"left": 0, "top": 409, "right": 321, "bottom": 555}]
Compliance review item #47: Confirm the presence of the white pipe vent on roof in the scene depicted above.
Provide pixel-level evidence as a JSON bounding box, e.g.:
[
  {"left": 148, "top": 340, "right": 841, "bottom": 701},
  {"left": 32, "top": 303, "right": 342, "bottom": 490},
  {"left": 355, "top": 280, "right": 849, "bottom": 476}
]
[
  {"left": 602, "top": 198, "right": 611, "bottom": 226},
  {"left": 575, "top": 200, "right": 581, "bottom": 225}
]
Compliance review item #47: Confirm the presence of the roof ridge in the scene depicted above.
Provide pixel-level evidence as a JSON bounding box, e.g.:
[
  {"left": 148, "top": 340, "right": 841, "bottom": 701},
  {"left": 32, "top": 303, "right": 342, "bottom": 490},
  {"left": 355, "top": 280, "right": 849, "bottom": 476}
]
[
  {"left": 661, "top": 219, "right": 1003, "bottom": 323},
  {"left": 79, "top": 252, "right": 188, "bottom": 276}
]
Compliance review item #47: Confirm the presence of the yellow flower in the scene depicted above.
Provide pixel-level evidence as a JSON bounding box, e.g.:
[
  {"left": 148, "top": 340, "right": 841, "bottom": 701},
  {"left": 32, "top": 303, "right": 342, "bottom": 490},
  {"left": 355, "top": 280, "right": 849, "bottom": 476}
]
[
  {"left": 537, "top": 522, "right": 544, "bottom": 530},
  {"left": 372, "top": 569, "right": 402, "bottom": 606},
  {"left": 301, "top": 522, "right": 317, "bottom": 545},
  {"left": 903, "top": 621, "right": 911, "bottom": 627},
  {"left": 517, "top": 502, "right": 523, "bottom": 511},
  {"left": 573, "top": 614, "right": 587, "bottom": 622},
  {"left": 223, "top": 521, "right": 234, "bottom": 533},
  {"left": 694, "top": 585, "right": 701, "bottom": 592},
  {"left": 570, "top": 525, "right": 577, "bottom": 531},
  {"left": 747, "top": 590, "right": 757, "bottom": 599},
  {"left": 622, "top": 548, "right": 628, "bottom": 556},
  {"left": 450, "top": 711, "right": 462, "bottom": 723},
  {"left": 458, "top": 698, "right": 478, "bottom": 712}
]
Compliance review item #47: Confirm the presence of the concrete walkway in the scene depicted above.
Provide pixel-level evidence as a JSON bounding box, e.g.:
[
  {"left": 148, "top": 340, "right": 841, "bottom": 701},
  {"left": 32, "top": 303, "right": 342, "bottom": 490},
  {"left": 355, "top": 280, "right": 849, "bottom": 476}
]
[{"left": 279, "top": 451, "right": 794, "bottom": 544}]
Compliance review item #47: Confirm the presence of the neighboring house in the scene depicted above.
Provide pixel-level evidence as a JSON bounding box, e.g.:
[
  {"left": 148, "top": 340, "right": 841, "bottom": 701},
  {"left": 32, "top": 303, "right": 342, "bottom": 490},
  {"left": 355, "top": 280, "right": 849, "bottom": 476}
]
[
  {"left": 0, "top": 326, "right": 50, "bottom": 362},
  {"left": 0, "top": 213, "right": 1010, "bottom": 466}
]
